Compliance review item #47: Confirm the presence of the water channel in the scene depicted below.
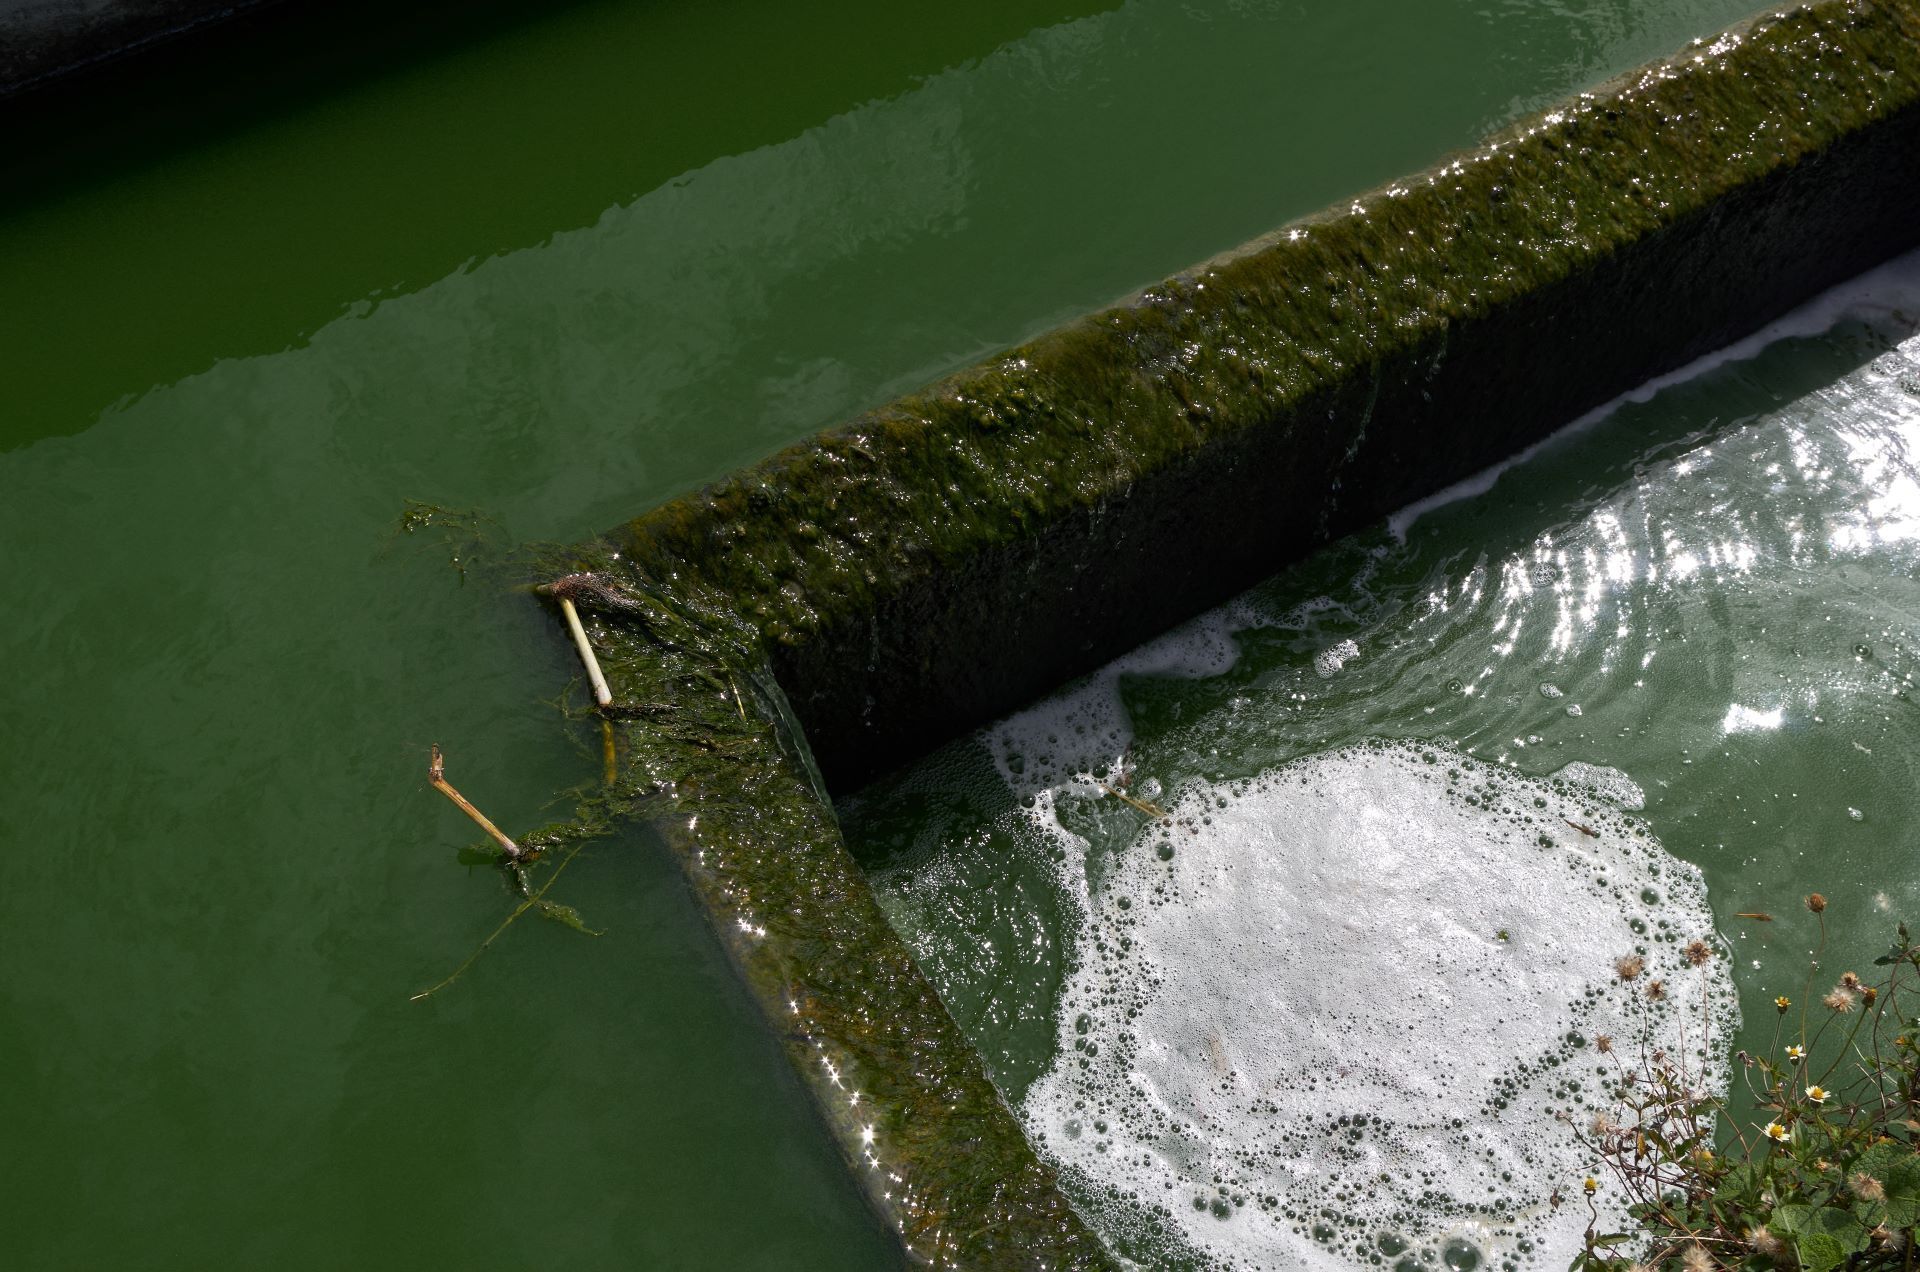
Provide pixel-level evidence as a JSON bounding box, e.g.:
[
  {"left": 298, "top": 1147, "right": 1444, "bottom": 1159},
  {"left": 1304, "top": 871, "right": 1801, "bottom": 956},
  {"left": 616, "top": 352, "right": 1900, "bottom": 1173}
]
[
  {"left": 0, "top": 0, "right": 1829, "bottom": 1265},
  {"left": 849, "top": 258, "right": 1920, "bottom": 1267}
]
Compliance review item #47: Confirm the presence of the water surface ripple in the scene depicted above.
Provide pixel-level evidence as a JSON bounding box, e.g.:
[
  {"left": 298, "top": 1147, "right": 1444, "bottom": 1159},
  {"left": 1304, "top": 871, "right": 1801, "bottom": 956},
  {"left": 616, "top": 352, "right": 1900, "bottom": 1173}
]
[{"left": 852, "top": 254, "right": 1920, "bottom": 1269}]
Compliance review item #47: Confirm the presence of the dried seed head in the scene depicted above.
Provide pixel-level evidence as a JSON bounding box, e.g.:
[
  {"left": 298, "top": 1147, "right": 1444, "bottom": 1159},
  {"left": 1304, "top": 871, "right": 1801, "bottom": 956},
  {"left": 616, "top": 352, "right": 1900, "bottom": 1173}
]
[
  {"left": 1645, "top": 978, "right": 1668, "bottom": 1002},
  {"left": 1615, "top": 954, "right": 1645, "bottom": 981},
  {"left": 1748, "top": 1226, "right": 1784, "bottom": 1258},
  {"left": 1595, "top": 1034, "right": 1614, "bottom": 1053},
  {"left": 1825, "top": 986, "right": 1859, "bottom": 1013},
  {"left": 1682, "top": 1243, "right": 1714, "bottom": 1272},
  {"left": 1877, "top": 1224, "right": 1908, "bottom": 1252},
  {"left": 1840, "top": 971, "right": 1862, "bottom": 990},
  {"left": 1853, "top": 1173, "right": 1888, "bottom": 1202},
  {"left": 1684, "top": 939, "right": 1712, "bottom": 967},
  {"left": 1806, "top": 892, "right": 1827, "bottom": 913}
]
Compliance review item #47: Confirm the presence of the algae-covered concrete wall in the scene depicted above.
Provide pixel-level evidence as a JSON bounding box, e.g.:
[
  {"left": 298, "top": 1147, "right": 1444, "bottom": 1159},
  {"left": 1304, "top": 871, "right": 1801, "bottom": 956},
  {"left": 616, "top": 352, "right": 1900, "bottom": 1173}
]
[
  {"left": 609, "top": 0, "right": 1920, "bottom": 795},
  {"left": 536, "top": 566, "right": 1116, "bottom": 1268},
  {"left": 560, "top": 2, "right": 1920, "bottom": 1265}
]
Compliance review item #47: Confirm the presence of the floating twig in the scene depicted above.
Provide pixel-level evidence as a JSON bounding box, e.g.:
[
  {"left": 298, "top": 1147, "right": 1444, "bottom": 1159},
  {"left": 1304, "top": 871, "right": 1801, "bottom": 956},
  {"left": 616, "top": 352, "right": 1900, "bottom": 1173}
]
[
  {"left": 1564, "top": 819, "right": 1598, "bottom": 838},
  {"left": 1736, "top": 911, "right": 1776, "bottom": 922},
  {"left": 428, "top": 744, "right": 521, "bottom": 860},
  {"left": 1098, "top": 781, "right": 1169, "bottom": 821}
]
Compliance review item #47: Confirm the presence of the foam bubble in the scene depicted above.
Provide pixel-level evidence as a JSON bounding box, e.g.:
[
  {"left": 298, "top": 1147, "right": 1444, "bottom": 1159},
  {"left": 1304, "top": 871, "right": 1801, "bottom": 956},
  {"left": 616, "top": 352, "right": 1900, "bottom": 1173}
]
[
  {"left": 1314, "top": 640, "right": 1361, "bottom": 678},
  {"left": 1020, "top": 740, "right": 1734, "bottom": 1270},
  {"left": 989, "top": 604, "right": 1249, "bottom": 798},
  {"left": 1552, "top": 760, "right": 1646, "bottom": 811}
]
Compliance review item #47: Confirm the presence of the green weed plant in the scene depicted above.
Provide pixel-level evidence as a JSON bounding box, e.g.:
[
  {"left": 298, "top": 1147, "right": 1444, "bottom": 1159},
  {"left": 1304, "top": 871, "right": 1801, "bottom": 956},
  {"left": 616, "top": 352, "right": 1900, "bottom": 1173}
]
[{"left": 1574, "top": 896, "right": 1920, "bottom": 1272}]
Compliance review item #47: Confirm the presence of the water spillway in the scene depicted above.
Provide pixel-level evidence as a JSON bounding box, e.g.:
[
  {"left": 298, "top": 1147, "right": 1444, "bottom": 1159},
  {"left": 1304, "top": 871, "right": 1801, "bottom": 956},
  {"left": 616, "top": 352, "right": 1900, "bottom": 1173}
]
[
  {"left": 609, "top": 0, "right": 1920, "bottom": 796},
  {"left": 543, "top": 2, "right": 1920, "bottom": 1264},
  {"left": 7, "top": 0, "right": 1920, "bottom": 1266}
]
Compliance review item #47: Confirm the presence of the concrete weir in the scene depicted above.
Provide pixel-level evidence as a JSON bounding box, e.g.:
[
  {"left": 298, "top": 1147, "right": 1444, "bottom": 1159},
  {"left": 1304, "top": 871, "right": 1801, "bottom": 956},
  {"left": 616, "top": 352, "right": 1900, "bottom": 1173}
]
[{"left": 546, "top": 2, "right": 1920, "bottom": 1266}]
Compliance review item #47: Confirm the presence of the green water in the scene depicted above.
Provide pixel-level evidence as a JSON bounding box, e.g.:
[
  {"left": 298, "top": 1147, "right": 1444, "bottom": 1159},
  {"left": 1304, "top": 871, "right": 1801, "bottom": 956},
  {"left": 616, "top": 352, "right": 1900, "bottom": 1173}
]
[
  {"left": 847, "top": 275, "right": 1920, "bottom": 1266},
  {"left": 0, "top": 0, "right": 1779, "bottom": 1264}
]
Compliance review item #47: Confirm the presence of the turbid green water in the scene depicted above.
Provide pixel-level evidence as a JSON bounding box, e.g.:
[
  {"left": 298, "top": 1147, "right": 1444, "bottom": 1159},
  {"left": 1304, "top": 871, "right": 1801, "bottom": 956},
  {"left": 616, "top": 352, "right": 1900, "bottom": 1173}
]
[
  {"left": 0, "top": 0, "right": 1791, "bottom": 1265},
  {"left": 848, "top": 264, "right": 1920, "bottom": 1268}
]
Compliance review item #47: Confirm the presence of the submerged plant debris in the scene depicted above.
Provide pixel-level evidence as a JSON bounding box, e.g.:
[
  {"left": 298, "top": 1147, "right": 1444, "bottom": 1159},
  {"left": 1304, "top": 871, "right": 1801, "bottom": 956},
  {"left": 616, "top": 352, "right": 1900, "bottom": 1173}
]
[{"left": 417, "top": 546, "right": 1114, "bottom": 1266}]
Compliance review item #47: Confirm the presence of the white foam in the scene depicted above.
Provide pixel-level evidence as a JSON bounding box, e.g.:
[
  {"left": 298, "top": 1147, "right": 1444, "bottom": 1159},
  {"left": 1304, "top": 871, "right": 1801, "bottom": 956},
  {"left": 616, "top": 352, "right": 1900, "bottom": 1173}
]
[
  {"left": 1388, "top": 247, "right": 1920, "bottom": 542},
  {"left": 1019, "top": 740, "right": 1734, "bottom": 1270},
  {"left": 1552, "top": 760, "right": 1645, "bottom": 811},
  {"left": 989, "top": 600, "right": 1262, "bottom": 798},
  {"left": 1314, "top": 639, "right": 1361, "bottom": 678}
]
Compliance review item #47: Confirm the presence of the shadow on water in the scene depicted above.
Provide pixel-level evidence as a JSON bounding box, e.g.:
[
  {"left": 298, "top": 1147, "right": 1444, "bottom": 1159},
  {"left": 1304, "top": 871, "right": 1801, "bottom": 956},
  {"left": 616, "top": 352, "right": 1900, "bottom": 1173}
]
[{"left": 0, "top": 0, "right": 1115, "bottom": 452}]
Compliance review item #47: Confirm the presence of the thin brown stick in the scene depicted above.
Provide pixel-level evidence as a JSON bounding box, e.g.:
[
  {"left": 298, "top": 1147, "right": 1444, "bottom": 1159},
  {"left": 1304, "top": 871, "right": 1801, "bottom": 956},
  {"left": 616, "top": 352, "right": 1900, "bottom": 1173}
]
[
  {"left": 1097, "top": 781, "right": 1169, "bottom": 821},
  {"left": 428, "top": 745, "right": 520, "bottom": 859}
]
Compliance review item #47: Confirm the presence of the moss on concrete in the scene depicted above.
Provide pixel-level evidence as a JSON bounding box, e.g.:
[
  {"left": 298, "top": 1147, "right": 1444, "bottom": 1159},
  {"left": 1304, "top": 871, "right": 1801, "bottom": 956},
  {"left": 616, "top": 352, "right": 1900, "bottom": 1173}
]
[
  {"left": 609, "top": 0, "right": 1920, "bottom": 794},
  {"left": 560, "top": 3, "right": 1920, "bottom": 1263},
  {"left": 531, "top": 560, "right": 1115, "bottom": 1268}
]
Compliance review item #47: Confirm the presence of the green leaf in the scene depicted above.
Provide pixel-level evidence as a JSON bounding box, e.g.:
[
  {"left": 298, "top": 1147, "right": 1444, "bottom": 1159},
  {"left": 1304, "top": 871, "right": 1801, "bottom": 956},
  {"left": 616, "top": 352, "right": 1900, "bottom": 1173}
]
[
  {"left": 1772, "top": 1209, "right": 1874, "bottom": 1272},
  {"left": 1883, "top": 1155, "right": 1920, "bottom": 1228},
  {"left": 534, "top": 899, "right": 604, "bottom": 936},
  {"left": 1714, "top": 1162, "right": 1762, "bottom": 1207},
  {"left": 1847, "top": 1143, "right": 1920, "bottom": 1226},
  {"left": 1794, "top": 1230, "right": 1849, "bottom": 1272},
  {"left": 1771, "top": 1203, "right": 1813, "bottom": 1235},
  {"left": 1810, "top": 1206, "right": 1872, "bottom": 1248}
]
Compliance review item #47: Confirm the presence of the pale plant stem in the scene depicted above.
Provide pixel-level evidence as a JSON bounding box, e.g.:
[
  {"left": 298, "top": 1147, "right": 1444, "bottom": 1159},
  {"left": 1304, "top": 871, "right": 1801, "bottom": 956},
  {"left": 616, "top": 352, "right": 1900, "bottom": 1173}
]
[{"left": 559, "top": 596, "right": 613, "bottom": 707}]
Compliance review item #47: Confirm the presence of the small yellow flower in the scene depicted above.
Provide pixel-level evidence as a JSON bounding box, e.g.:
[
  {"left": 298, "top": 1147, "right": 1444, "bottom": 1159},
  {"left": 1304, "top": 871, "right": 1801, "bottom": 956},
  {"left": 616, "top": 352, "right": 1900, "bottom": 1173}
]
[
  {"left": 1786, "top": 1044, "right": 1806, "bottom": 1061},
  {"left": 1775, "top": 996, "right": 1792, "bottom": 1012},
  {"left": 1583, "top": 1176, "right": 1599, "bottom": 1195},
  {"left": 1765, "top": 1121, "right": 1790, "bottom": 1142},
  {"left": 1808, "top": 1085, "right": 1830, "bottom": 1103}
]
